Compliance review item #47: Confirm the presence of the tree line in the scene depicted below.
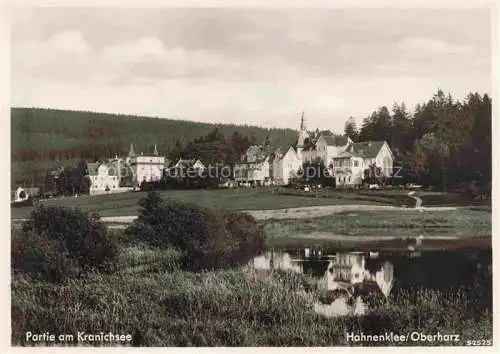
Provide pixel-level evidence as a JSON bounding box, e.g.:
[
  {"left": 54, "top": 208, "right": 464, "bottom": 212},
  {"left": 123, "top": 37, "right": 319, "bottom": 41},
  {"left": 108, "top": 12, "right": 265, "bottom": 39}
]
[
  {"left": 344, "top": 90, "right": 491, "bottom": 193},
  {"left": 11, "top": 108, "right": 296, "bottom": 188}
]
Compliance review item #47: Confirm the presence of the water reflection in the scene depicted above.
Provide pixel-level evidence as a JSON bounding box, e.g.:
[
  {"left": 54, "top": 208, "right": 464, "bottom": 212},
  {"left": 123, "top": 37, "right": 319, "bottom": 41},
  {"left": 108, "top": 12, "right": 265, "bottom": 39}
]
[
  {"left": 252, "top": 250, "right": 394, "bottom": 296},
  {"left": 251, "top": 248, "right": 492, "bottom": 318}
]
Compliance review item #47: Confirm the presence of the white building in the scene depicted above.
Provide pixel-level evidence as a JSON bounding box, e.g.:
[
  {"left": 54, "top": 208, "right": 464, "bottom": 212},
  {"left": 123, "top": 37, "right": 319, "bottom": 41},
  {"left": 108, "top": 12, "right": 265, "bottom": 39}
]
[
  {"left": 234, "top": 145, "right": 272, "bottom": 185},
  {"left": 173, "top": 158, "right": 206, "bottom": 170},
  {"left": 295, "top": 113, "right": 394, "bottom": 188},
  {"left": 126, "top": 144, "right": 166, "bottom": 185},
  {"left": 319, "top": 253, "right": 394, "bottom": 297},
  {"left": 332, "top": 141, "right": 394, "bottom": 188},
  {"left": 88, "top": 162, "right": 120, "bottom": 195},
  {"left": 271, "top": 146, "right": 301, "bottom": 185}
]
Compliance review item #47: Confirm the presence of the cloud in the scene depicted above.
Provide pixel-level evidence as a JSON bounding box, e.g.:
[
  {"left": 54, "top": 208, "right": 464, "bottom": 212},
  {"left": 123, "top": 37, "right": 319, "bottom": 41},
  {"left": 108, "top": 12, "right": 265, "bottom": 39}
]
[
  {"left": 48, "top": 30, "right": 90, "bottom": 55},
  {"left": 102, "top": 37, "right": 167, "bottom": 63},
  {"left": 12, "top": 30, "right": 93, "bottom": 83},
  {"left": 101, "top": 36, "right": 242, "bottom": 81},
  {"left": 288, "top": 30, "right": 323, "bottom": 46},
  {"left": 10, "top": 8, "right": 490, "bottom": 132},
  {"left": 398, "top": 37, "right": 472, "bottom": 57},
  {"left": 234, "top": 32, "right": 264, "bottom": 43}
]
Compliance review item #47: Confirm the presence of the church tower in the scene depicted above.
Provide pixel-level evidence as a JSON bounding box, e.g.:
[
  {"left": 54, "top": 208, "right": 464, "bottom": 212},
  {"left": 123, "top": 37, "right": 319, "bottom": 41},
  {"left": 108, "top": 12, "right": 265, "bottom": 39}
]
[
  {"left": 296, "top": 111, "right": 309, "bottom": 161},
  {"left": 128, "top": 143, "right": 136, "bottom": 157},
  {"left": 126, "top": 143, "right": 136, "bottom": 165}
]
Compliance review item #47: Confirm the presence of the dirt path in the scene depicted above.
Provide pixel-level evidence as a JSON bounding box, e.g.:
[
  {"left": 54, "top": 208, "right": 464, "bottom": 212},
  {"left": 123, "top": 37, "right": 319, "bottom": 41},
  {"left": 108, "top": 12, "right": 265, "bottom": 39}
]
[
  {"left": 11, "top": 201, "right": 457, "bottom": 226},
  {"left": 408, "top": 191, "right": 423, "bottom": 208},
  {"left": 289, "top": 232, "right": 458, "bottom": 241},
  {"left": 242, "top": 204, "right": 456, "bottom": 220},
  {"left": 95, "top": 204, "right": 457, "bottom": 224}
]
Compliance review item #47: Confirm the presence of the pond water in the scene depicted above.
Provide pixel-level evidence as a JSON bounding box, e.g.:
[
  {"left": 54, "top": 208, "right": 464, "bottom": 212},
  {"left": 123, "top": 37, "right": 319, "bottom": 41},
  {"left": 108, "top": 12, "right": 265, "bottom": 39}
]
[{"left": 251, "top": 247, "right": 492, "bottom": 318}]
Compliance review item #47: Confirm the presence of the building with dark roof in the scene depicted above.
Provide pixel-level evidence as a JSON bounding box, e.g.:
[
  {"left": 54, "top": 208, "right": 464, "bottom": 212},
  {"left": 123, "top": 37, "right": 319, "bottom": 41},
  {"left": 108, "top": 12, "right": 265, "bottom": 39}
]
[{"left": 127, "top": 143, "right": 166, "bottom": 184}]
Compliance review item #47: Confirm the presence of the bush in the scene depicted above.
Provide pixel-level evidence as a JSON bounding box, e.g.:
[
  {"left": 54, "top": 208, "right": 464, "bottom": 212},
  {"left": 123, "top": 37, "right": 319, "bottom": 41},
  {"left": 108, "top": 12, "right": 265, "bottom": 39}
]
[
  {"left": 222, "top": 211, "right": 266, "bottom": 266},
  {"left": 11, "top": 229, "right": 79, "bottom": 282},
  {"left": 124, "top": 191, "right": 169, "bottom": 248},
  {"left": 160, "top": 200, "right": 237, "bottom": 271},
  {"left": 126, "top": 192, "right": 266, "bottom": 271},
  {"left": 22, "top": 206, "right": 118, "bottom": 273}
]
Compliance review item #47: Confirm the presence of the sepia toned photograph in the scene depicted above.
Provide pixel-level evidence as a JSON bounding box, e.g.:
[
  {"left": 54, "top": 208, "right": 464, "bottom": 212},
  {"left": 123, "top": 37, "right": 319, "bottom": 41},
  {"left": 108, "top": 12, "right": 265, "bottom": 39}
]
[{"left": 9, "top": 2, "right": 492, "bottom": 347}]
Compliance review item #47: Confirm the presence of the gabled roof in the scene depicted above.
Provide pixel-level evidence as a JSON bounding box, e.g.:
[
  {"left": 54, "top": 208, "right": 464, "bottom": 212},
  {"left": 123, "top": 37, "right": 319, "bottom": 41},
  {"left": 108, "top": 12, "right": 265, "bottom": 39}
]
[
  {"left": 297, "top": 130, "right": 312, "bottom": 148},
  {"left": 271, "top": 145, "right": 298, "bottom": 162},
  {"left": 244, "top": 144, "right": 273, "bottom": 163},
  {"left": 334, "top": 151, "right": 357, "bottom": 159},
  {"left": 351, "top": 141, "right": 387, "bottom": 158},
  {"left": 245, "top": 145, "right": 263, "bottom": 161},
  {"left": 320, "top": 134, "right": 349, "bottom": 147},
  {"left": 174, "top": 158, "right": 205, "bottom": 169}
]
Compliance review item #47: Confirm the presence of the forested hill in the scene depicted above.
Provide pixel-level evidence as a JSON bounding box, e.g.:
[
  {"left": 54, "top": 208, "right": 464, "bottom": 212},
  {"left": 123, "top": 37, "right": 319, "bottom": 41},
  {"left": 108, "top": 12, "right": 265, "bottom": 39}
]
[{"left": 11, "top": 107, "right": 298, "bottom": 187}]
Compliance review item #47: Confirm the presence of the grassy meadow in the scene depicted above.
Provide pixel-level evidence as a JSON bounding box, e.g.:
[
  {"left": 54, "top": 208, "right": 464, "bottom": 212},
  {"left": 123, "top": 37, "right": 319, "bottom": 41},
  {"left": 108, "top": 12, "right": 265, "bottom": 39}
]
[
  {"left": 264, "top": 209, "right": 491, "bottom": 251},
  {"left": 12, "top": 186, "right": 488, "bottom": 220},
  {"left": 11, "top": 188, "right": 388, "bottom": 220},
  {"left": 264, "top": 209, "right": 491, "bottom": 238},
  {"left": 11, "top": 190, "right": 492, "bottom": 346},
  {"left": 11, "top": 188, "right": 492, "bottom": 251},
  {"left": 12, "top": 244, "right": 493, "bottom": 346}
]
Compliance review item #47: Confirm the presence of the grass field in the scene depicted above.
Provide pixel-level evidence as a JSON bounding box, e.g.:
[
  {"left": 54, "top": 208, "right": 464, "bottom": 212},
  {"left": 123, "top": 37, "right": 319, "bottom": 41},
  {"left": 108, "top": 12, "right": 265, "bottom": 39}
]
[
  {"left": 11, "top": 194, "right": 492, "bottom": 346},
  {"left": 12, "top": 187, "right": 490, "bottom": 221},
  {"left": 264, "top": 209, "right": 491, "bottom": 250},
  {"left": 11, "top": 188, "right": 386, "bottom": 219},
  {"left": 12, "top": 244, "right": 492, "bottom": 346},
  {"left": 264, "top": 209, "right": 491, "bottom": 238}
]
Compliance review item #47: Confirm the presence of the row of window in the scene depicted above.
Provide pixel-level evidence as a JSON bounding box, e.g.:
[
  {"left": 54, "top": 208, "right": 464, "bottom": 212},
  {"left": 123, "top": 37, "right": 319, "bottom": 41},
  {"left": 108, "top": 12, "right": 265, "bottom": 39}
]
[
  {"left": 333, "top": 160, "right": 360, "bottom": 168},
  {"left": 91, "top": 184, "right": 117, "bottom": 189},
  {"left": 92, "top": 176, "right": 117, "bottom": 180},
  {"left": 337, "top": 176, "right": 351, "bottom": 183}
]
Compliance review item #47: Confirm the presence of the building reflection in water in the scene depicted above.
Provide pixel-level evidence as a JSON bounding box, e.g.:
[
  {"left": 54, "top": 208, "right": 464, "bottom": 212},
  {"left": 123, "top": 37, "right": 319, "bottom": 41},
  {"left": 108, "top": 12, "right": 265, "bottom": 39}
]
[{"left": 251, "top": 250, "right": 395, "bottom": 298}]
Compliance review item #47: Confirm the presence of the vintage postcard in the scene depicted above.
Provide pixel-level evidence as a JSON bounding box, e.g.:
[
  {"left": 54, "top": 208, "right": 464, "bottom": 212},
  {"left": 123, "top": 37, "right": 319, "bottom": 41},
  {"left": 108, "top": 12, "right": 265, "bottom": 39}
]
[{"left": 6, "top": 0, "right": 495, "bottom": 349}]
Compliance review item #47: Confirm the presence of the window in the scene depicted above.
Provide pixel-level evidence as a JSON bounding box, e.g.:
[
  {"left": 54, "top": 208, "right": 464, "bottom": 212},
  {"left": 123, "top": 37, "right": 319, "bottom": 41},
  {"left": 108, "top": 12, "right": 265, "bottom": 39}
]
[{"left": 348, "top": 176, "right": 351, "bottom": 182}]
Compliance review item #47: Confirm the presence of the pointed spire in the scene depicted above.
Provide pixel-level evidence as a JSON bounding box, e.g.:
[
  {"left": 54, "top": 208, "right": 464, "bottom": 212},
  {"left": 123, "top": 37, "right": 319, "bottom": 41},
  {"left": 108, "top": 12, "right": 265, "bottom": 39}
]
[
  {"left": 128, "top": 143, "right": 136, "bottom": 157},
  {"left": 153, "top": 144, "right": 159, "bottom": 156},
  {"left": 300, "top": 111, "right": 306, "bottom": 130}
]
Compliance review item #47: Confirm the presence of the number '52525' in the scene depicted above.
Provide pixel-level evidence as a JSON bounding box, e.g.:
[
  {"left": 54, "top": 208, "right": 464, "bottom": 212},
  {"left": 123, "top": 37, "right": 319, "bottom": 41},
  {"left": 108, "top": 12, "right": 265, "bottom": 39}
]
[{"left": 466, "top": 339, "right": 492, "bottom": 346}]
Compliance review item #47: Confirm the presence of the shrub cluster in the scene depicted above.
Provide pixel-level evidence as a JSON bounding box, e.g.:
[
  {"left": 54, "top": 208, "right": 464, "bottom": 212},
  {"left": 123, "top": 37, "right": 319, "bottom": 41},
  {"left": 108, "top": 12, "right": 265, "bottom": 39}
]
[
  {"left": 13, "top": 206, "right": 119, "bottom": 282},
  {"left": 125, "top": 191, "right": 266, "bottom": 270},
  {"left": 11, "top": 229, "right": 79, "bottom": 283}
]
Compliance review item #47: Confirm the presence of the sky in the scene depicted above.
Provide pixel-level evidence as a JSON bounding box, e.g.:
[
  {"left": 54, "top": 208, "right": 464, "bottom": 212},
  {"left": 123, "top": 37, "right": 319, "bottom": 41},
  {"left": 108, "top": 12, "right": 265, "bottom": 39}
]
[{"left": 10, "top": 7, "right": 491, "bottom": 132}]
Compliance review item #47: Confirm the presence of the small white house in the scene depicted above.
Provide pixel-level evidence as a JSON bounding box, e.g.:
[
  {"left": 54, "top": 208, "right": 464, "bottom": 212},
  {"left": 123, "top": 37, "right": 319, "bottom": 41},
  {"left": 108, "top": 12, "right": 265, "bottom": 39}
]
[
  {"left": 173, "top": 158, "right": 206, "bottom": 170},
  {"left": 88, "top": 163, "right": 120, "bottom": 195},
  {"left": 271, "top": 146, "right": 301, "bottom": 185}
]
